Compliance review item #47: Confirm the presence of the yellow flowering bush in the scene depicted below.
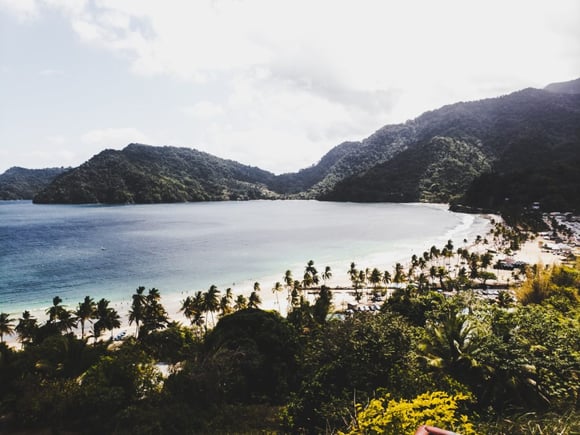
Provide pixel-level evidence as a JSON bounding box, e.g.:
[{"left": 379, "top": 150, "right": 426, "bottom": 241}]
[{"left": 340, "top": 391, "right": 477, "bottom": 435}]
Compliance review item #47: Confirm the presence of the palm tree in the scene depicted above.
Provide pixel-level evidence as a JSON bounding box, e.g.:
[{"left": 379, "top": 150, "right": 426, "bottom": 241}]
[
  {"left": 348, "top": 262, "right": 358, "bottom": 287},
  {"left": 382, "top": 270, "right": 392, "bottom": 287},
  {"left": 393, "top": 263, "right": 406, "bottom": 284},
  {"left": 129, "top": 286, "right": 146, "bottom": 338},
  {"left": 430, "top": 245, "right": 440, "bottom": 263},
  {"left": 58, "top": 309, "right": 78, "bottom": 333},
  {"left": 417, "top": 273, "right": 429, "bottom": 293},
  {"left": 291, "top": 280, "right": 302, "bottom": 308},
  {"left": 46, "top": 296, "right": 76, "bottom": 333},
  {"left": 369, "top": 268, "right": 382, "bottom": 291},
  {"left": 203, "top": 285, "right": 220, "bottom": 328},
  {"left": 75, "top": 296, "right": 96, "bottom": 339},
  {"left": 181, "top": 292, "right": 205, "bottom": 333},
  {"left": 429, "top": 265, "right": 437, "bottom": 287},
  {"left": 219, "top": 288, "right": 234, "bottom": 318},
  {"left": 15, "top": 310, "right": 37, "bottom": 347},
  {"left": 357, "top": 270, "right": 367, "bottom": 300},
  {"left": 322, "top": 266, "right": 332, "bottom": 285},
  {"left": 46, "top": 296, "right": 66, "bottom": 324},
  {"left": 272, "top": 281, "right": 283, "bottom": 312},
  {"left": 0, "top": 312, "right": 14, "bottom": 343},
  {"left": 419, "top": 304, "right": 480, "bottom": 384},
  {"left": 142, "top": 288, "right": 169, "bottom": 335},
  {"left": 248, "top": 291, "right": 261, "bottom": 309},
  {"left": 284, "top": 270, "right": 294, "bottom": 307},
  {"left": 94, "top": 298, "right": 121, "bottom": 341},
  {"left": 234, "top": 294, "right": 248, "bottom": 311},
  {"left": 436, "top": 266, "right": 448, "bottom": 290},
  {"left": 304, "top": 260, "right": 319, "bottom": 289}
]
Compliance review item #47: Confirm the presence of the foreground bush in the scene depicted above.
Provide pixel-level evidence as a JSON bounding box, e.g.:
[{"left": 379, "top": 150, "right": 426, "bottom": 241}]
[{"left": 341, "top": 391, "right": 477, "bottom": 435}]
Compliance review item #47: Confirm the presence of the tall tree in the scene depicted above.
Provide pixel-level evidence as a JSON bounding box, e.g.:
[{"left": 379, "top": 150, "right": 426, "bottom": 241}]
[
  {"left": 141, "top": 288, "right": 169, "bottom": 336},
  {"left": 93, "top": 298, "right": 121, "bottom": 341},
  {"left": 393, "top": 263, "right": 406, "bottom": 284},
  {"left": 129, "top": 286, "right": 146, "bottom": 338},
  {"left": 203, "top": 285, "right": 220, "bottom": 329},
  {"left": 46, "top": 296, "right": 76, "bottom": 333},
  {"left": 322, "top": 266, "right": 332, "bottom": 285},
  {"left": 303, "top": 260, "right": 320, "bottom": 289},
  {"left": 181, "top": 291, "right": 205, "bottom": 334},
  {"left": 219, "top": 288, "right": 234, "bottom": 318},
  {"left": 284, "top": 270, "right": 294, "bottom": 308},
  {"left": 369, "top": 268, "right": 382, "bottom": 291},
  {"left": 0, "top": 312, "right": 14, "bottom": 343},
  {"left": 75, "top": 296, "right": 96, "bottom": 339},
  {"left": 313, "top": 286, "right": 333, "bottom": 324},
  {"left": 234, "top": 294, "right": 248, "bottom": 311},
  {"left": 15, "top": 310, "right": 37, "bottom": 347},
  {"left": 248, "top": 291, "right": 262, "bottom": 309},
  {"left": 382, "top": 270, "right": 392, "bottom": 287},
  {"left": 272, "top": 281, "right": 283, "bottom": 312}
]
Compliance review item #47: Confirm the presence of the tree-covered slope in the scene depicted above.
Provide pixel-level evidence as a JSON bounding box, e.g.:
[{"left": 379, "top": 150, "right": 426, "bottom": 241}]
[
  {"left": 32, "top": 79, "right": 580, "bottom": 208},
  {"left": 0, "top": 167, "right": 69, "bottom": 200},
  {"left": 319, "top": 87, "right": 580, "bottom": 210},
  {"left": 323, "top": 136, "right": 491, "bottom": 203},
  {"left": 34, "top": 144, "right": 279, "bottom": 204}
]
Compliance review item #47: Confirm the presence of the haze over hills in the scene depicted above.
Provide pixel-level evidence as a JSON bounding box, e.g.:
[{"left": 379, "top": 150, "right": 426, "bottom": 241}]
[{"left": 4, "top": 78, "right": 579, "bottom": 212}]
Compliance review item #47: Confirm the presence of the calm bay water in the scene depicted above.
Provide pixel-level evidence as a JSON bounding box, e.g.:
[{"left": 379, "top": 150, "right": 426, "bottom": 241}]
[{"left": 0, "top": 200, "right": 489, "bottom": 316}]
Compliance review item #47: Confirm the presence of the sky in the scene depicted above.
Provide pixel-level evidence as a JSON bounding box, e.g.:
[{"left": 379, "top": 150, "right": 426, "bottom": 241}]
[{"left": 1, "top": 0, "right": 579, "bottom": 175}]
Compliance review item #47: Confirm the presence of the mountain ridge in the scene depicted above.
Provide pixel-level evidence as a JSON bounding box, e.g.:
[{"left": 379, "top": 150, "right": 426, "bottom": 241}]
[{"left": 22, "top": 77, "right": 580, "bottom": 212}]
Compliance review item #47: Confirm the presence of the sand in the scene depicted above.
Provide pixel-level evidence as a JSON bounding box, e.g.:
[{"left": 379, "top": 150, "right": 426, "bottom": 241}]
[{"left": 2, "top": 216, "right": 569, "bottom": 349}]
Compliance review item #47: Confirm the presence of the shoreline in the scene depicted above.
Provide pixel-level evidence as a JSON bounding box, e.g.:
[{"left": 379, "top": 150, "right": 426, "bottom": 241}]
[{"left": 1, "top": 209, "right": 567, "bottom": 348}]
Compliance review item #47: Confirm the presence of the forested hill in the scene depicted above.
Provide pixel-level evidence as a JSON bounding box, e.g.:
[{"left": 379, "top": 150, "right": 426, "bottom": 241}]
[
  {"left": 319, "top": 85, "right": 580, "bottom": 212},
  {"left": 33, "top": 144, "right": 279, "bottom": 204},
  {"left": 32, "top": 78, "right": 580, "bottom": 209},
  {"left": 0, "top": 167, "right": 69, "bottom": 200}
]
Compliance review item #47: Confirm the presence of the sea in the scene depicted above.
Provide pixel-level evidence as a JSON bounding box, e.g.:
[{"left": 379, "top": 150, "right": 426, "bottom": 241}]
[{"left": 0, "top": 200, "right": 490, "bottom": 318}]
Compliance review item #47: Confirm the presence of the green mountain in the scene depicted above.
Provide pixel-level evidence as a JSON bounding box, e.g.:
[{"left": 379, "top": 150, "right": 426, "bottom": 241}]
[
  {"left": 33, "top": 79, "right": 580, "bottom": 210},
  {"left": 318, "top": 86, "right": 580, "bottom": 212},
  {"left": 0, "top": 167, "right": 69, "bottom": 200},
  {"left": 34, "top": 144, "right": 278, "bottom": 204}
]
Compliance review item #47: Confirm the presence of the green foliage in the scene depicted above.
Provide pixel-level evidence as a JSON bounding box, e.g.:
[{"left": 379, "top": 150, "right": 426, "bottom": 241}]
[
  {"left": 0, "top": 166, "right": 68, "bottom": 200},
  {"left": 323, "top": 88, "right": 580, "bottom": 210},
  {"left": 1, "top": 256, "right": 579, "bottom": 433},
  {"left": 29, "top": 86, "right": 580, "bottom": 209},
  {"left": 202, "top": 308, "right": 300, "bottom": 404},
  {"left": 283, "top": 313, "right": 419, "bottom": 433},
  {"left": 34, "top": 143, "right": 280, "bottom": 204}
]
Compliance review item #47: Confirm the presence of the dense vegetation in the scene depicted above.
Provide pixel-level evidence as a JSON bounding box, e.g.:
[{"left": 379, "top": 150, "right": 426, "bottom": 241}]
[
  {"left": 30, "top": 79, "right": 580, "bottom": 214},
  {"left": 1, "top": 223, "right": 579, "bottom": 434},
  {"left": 33, "top": 144, "right": 279, "bottom": 204},
  {"left": 0, "top": 167, "right": 68, "bottom": 200},
  {"left": 322, "top": 88, "right": 580, "bottom": 211}
]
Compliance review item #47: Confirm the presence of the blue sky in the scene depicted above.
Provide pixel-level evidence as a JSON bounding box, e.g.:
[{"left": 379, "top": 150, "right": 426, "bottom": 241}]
[{"left": 1, "top": 0, "right": 579, "bottom": 174}]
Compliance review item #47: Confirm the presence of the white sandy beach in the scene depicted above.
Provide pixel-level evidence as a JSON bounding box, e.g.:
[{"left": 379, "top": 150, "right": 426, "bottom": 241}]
[{"left": 2, "top": 215, "right": 568, "bottom": 349}]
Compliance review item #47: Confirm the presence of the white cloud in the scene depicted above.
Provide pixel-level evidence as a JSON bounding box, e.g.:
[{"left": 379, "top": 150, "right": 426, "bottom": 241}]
[
  {"left": 0, "top": 0, "right": 38, "bottom": 20},
  {"left": 2, "top": 0, "right": 579, "bottom": 173},
  {"left": 182, "top": 102, "right": 225, "bottom": 119}
]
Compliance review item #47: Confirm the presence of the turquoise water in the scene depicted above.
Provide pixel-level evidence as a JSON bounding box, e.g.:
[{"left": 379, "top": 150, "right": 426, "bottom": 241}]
[{"left": 0, "top": 200, "right": 488, "bottom": 316}]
